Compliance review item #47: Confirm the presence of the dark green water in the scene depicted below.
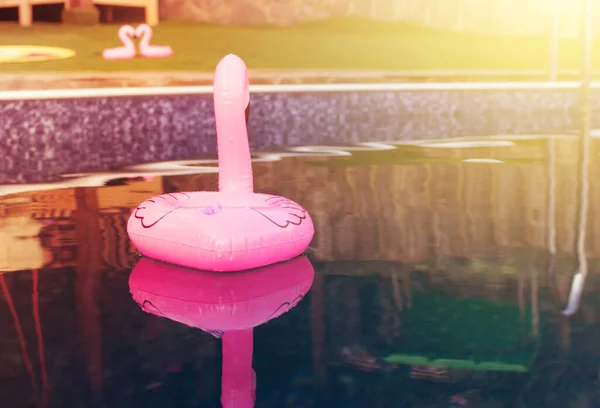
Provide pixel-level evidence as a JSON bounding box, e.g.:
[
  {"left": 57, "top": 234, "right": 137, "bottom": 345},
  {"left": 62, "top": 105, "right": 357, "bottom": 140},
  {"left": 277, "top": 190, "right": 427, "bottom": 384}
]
[{"left": 1, "top": 136, "right": 600, "bottom": 408}]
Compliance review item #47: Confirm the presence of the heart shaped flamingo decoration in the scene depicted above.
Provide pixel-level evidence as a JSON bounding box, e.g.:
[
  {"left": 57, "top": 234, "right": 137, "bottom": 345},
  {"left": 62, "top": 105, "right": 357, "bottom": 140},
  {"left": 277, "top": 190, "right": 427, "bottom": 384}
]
[{"left": 102, "top": 24, "right": 173, "bottom": 60}]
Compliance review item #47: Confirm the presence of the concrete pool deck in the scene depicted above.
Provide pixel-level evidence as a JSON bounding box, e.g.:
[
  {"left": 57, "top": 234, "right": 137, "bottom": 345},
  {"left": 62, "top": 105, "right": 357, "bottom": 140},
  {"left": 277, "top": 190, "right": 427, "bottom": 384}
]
[{"left": 1, "top": 69, "right": 596, "bottom": 91}]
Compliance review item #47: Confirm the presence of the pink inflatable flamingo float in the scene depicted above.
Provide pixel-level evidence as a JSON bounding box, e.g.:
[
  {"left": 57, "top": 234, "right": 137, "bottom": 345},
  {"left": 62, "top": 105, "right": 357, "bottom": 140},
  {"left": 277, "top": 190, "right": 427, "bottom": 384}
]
[
  {"left": 129, "top": 255, "right": 314, "bottom": 408},
  {"left": 127, "top": 54, "right": 314, "bottom": 271}
]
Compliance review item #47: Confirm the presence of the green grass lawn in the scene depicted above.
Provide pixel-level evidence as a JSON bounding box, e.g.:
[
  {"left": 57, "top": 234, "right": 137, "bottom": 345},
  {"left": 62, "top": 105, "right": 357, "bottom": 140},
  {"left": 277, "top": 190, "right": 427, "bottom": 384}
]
[{"left": 0, "top": 17, "right": 597, "bottom": 72}]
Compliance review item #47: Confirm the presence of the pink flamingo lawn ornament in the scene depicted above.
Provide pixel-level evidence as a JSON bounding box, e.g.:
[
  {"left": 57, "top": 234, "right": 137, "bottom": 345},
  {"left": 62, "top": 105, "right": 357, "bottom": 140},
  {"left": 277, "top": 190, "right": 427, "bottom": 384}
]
[
  {"left": 135, "top": 24, "right": 173, "bottom": 58},
  {"left": 129, "top": 255, "right": 315, "bottom": 408},
  {"left": 127, "top": 54, "right": 314, "bottom": 272},
  {"left": 102, "top": 25, "right": 136, "bottom": 60}
]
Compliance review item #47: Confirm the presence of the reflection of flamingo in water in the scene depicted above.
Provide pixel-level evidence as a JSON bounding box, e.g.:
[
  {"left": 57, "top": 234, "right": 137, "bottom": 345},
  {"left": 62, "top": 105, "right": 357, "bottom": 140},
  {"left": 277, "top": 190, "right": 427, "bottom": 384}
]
[
  {"left": 0, "top": 270, "right": 48, "bottom": 408},
  {"left": 129, "top": 256, "right": 314, "bottom": 407}
]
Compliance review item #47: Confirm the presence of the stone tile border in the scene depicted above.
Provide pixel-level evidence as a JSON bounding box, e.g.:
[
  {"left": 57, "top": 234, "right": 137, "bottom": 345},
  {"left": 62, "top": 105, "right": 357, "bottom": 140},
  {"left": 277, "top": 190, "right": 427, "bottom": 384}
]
[{"left": 0, "top": 86, "right": 589, "bottom": 185}]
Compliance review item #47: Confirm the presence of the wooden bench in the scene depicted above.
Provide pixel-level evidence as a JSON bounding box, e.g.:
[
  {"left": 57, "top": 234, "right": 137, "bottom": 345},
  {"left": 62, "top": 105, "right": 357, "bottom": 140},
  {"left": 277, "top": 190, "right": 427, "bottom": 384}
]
[
  {"left": 92, "top": 0, "right": 158, "bottom": 26},
  {"left": 0, "top": 0, "right": 69, "bottom": 26},
  {"left": 0, "top": 0, "right": 158, "bottom": 26}
]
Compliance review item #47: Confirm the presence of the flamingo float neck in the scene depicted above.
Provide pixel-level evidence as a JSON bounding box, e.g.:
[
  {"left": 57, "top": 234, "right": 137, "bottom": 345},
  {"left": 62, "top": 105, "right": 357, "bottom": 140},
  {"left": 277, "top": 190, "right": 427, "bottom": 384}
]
[{"left": 213, "top": 54, "right": 254, "bottom": 195}]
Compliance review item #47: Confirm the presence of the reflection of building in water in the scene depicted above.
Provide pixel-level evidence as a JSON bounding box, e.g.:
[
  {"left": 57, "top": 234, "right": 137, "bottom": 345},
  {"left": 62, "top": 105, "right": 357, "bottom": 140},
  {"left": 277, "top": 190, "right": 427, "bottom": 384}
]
[
  {"left": 1, "top": 137, "right": 593, "bottom": 271},
  {"left": 237, "top": 139, "right": 588, "bottom": 266},
  {"left": 0, "top": 189, "right": 78, "bottom": 272},
  {"left": 0, "top": 177, "right": 164, "bottom": 272},
  {"left": 2, "top": 138, "right": 589, "bottom": 291},
  {"left": 0, "top": 177, "right": 182, "bottom": 406},
  {"left": 160, "top": 140, "right": 587, "bottom": 292},
  {"left": 0, "top": 216, "right": 52, "bottom": 272},
  {"left": 95, "top": 177, "right": 164, "bottom": 270}
]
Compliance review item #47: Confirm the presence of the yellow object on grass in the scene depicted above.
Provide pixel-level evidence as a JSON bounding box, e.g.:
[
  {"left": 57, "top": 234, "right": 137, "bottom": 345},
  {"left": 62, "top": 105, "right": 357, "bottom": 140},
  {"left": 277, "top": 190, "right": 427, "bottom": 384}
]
[{"left": 0, "top": 45, "right": 75, "bottom": 63}]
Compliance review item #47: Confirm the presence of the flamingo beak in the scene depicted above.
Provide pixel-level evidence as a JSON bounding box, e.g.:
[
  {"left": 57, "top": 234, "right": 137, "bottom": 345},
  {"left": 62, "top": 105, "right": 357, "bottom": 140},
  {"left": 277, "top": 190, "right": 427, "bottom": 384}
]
[{"left": 245, "top": 101, "right": 250, "bottom": 124}]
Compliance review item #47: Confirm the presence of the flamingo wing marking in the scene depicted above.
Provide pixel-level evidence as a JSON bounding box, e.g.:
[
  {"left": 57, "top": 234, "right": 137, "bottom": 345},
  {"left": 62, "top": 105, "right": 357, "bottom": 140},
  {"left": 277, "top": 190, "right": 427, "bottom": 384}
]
[
  {"left": 134, "top": 192, "right": 191, "bottom": 228},
  {"left": 251, "top": 197, "right": 307, "bottom": 228}
]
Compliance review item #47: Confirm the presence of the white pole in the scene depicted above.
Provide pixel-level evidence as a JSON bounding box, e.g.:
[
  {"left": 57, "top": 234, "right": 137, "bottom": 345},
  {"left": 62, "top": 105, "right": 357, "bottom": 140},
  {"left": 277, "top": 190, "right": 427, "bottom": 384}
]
[
  {"left": 581, "top": 0, "right": 592, "bottom": 143},
  {"left": 549, "top": 0, "right": 560, "bottom": 80}
]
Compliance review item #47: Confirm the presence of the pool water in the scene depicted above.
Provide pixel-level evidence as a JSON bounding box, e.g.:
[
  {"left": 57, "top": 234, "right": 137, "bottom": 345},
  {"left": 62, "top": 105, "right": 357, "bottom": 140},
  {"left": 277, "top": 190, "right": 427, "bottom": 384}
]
[{"left": 1, "top": 136, "right": 600, "bottom": 408}]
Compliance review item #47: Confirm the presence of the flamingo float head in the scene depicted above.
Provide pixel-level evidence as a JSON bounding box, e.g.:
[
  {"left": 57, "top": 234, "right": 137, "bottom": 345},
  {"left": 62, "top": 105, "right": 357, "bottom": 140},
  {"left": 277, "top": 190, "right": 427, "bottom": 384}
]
[
  {"left": 214, "top": 53, "right": 250, "bottom": 112},
  {"left": 213, "top": 54, "right": 253, "bottom": 194}
]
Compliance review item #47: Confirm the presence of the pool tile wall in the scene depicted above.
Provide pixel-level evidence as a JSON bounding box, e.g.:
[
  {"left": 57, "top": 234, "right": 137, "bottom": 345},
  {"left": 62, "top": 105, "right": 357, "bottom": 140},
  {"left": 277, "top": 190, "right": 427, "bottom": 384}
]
[{"left": 0, "top": 89, "right": 587, "bottom": 184}]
